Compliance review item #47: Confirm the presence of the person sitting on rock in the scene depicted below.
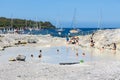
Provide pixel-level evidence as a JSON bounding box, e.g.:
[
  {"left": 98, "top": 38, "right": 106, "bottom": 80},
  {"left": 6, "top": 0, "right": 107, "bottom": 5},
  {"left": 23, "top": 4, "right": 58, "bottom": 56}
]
[{"left": 90, "top": 38, "right": 95, "bottom": 47}]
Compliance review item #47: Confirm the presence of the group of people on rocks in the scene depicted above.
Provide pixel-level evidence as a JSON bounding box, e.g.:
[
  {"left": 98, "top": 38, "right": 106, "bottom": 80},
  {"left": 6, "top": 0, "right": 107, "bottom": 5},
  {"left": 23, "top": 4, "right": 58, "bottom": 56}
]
[
  {"left": 67, "top": 36, "right": 79, "bottom": 45},
  {"left": 66, "top": 32, "right": 117, "bottom": 51},
  {"left": 89, "top": 33, "right": 117, "bottom": 50}
]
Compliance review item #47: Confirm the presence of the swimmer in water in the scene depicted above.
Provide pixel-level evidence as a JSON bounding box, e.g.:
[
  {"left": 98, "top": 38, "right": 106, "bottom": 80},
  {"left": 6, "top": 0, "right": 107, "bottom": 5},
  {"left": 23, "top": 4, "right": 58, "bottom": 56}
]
[
  {"left": 31, "top": 54, "right": 33, "bottom": 57},
  {"left": 38, "top": 54, "right": 42, "bottom": 58},
  {"left": 40, "top": 50, "right": 42, "bottom": 53},
  {"left": 76, "top": 52, "right": 78, "bottom": 56},
  {"left": 82, "top": 53, "right": 85, "bottom": 56},
  {"left": 57, "top": 49, "right": 59, "bottom": 52}
]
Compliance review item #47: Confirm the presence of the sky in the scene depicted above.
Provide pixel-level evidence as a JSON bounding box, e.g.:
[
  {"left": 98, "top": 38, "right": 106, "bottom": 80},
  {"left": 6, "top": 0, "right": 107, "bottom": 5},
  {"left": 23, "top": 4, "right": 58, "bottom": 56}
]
[{"left": 0, "top": 0, "right": 120, "bottom": 28}]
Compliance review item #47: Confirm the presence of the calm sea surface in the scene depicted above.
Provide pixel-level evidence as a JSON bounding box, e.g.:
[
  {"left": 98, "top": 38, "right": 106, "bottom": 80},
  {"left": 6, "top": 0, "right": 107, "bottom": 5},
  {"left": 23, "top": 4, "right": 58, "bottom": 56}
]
[{"left": 24, "top": 28, "right": 116, "bottom": 37}]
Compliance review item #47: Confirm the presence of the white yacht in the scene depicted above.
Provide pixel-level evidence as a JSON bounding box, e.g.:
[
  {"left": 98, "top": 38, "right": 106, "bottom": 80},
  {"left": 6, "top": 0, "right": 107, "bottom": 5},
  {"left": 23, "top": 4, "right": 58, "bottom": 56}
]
[{"left": 70, "top": 29, "right": 79, "bottom": 33}]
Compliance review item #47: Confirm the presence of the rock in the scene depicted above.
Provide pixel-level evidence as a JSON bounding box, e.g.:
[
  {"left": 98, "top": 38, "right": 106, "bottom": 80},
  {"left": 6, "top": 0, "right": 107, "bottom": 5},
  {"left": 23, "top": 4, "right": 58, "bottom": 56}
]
[
  {"left": 28, "top": 39, "right": 37, "bottom": 43},
  {"left": 0, "top": 47, "right": 4, "bottom": 51},
  {"left": 16, "top": 55, "right": 26, "bottom": 61},
  {"left": 9, "top": 58, "right": 16, "bottom": 61}
]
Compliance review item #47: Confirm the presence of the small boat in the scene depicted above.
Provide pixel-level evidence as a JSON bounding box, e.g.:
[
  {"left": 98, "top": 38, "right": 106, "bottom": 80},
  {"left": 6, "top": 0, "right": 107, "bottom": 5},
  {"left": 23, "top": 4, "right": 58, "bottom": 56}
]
[
  {"left": 57, "top": 28, "right": 64, "bottom": 36},
  {"left": 59, "top": 62, "right": 79, "bottom": 65},
  {"left": 70, "top": 29, "right": 79, "bottom": 33},
  {"left": 57, "top": 28, "right": 64, "bottom": 32}
]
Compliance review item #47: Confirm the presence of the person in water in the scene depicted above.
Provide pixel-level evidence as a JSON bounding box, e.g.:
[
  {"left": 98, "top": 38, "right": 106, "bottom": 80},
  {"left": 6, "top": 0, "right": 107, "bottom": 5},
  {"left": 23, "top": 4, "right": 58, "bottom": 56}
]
[
  {"left": 76, "top": 52, "right": 78, "bottom": 56},
  {"left": 31, "top": 54, "right": 33, "bottom": 57},
  {"left": 82, "top": 53, "right": 85, "bottom": 56},
  {"left": 38, "top": 50, "right": 42, "bottom": 58},
  {"left": 40, "top": 50, "right": 42, "bottom": 53},
  {"left": 57, "top": 49, "right": 59, "bottom": 52},
  {"left": 38, "top": 54, "right": 42, "bottom": 58}
]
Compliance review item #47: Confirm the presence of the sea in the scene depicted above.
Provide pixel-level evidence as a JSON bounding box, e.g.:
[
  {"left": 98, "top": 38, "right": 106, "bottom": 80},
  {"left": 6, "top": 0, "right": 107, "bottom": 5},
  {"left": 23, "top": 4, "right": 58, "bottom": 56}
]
[
  {"left": 23, "top": 28, "right": 117, "bottom": 37},
  {"left": 23, "top": 22, "right": 120, "bottom": 37},
  {"left": 1, "top": 22, "right": 120, "bottom": 37}
]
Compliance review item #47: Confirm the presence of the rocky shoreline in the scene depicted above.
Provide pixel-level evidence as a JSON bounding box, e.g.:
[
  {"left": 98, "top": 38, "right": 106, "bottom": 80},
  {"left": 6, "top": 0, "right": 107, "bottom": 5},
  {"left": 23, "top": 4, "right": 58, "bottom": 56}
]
[{"left": 0, "top": 61, "right": 120, "bottom": 80}]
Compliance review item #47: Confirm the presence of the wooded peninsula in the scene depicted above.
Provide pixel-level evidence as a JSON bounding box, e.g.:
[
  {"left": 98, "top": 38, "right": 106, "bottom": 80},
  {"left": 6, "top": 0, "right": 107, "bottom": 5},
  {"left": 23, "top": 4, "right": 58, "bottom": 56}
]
[{"left": 0, "top": 17, "right": 56, "bottom": 29}]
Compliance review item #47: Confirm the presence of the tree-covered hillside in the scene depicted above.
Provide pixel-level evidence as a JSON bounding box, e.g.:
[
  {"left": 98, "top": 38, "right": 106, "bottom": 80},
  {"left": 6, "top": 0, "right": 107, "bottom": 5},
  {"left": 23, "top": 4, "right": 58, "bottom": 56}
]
[{"left": 0, "top": 17, "right": 56, "bottom": 29}]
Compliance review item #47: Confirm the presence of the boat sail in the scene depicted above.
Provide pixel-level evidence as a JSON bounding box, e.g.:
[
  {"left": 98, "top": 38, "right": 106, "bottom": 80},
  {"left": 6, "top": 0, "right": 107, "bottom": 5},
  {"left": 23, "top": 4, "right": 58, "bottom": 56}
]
[
  {"left": 70, "top": 8, "right": 79, "bottom": 34},
  {"left": 56, "top": 19, "right": 64, "bottom": 35}
]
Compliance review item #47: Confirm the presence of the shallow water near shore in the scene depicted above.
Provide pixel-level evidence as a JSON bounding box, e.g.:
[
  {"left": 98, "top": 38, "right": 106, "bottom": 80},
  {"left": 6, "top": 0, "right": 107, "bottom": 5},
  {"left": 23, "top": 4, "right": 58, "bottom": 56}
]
[{"left": 0, "top": 46, "right": 120, "bottom": 64}]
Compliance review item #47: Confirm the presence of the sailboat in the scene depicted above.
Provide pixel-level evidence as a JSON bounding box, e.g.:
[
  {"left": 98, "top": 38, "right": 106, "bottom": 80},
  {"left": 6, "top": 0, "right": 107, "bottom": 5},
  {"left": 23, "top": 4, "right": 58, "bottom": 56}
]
[
  {"left": 56, "top": 25, "right": 64, "bottom": 33},
  {"left": 30, "top": 17, "right": 41, "bottom": 31},
  {"left": 34, "top": 17, "right": 40, "bottom": 31},
  {"left": 70, "top": 28, "right": 79, "bottom": 33},
  {"left": 7, "top": 16, "right": 14, "bottom": 33},
  {"left": 56, "top": 20, "right": 64, "bottom": 35},
  {"left": 56, "top": 17, "right": 64, "bottom": 32},
  {"left": 57, "top": 26, "right": 64, "bottom": 32},
  {"left": 57, "top": 25, "right": 64, "bottom": 36},
  {"left": 57, "top": 27, "right": 64, "bottom": 35},
  {"left": 70, "top": 9, "right": 79, "bottom": 34}
]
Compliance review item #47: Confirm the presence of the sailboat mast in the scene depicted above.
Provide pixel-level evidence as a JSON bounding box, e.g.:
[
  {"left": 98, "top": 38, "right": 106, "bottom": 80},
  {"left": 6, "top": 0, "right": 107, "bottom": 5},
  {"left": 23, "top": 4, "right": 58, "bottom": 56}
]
[
  {"left": 72, "top": 8, "right": 77, "bottom": 29},
  {"left": 25, "top": 19, "right": 27, "bottom": 27},
  {"left": 11, "top": 15, "right": 13, "bottom": 28},
  {"left": 70, "top": 8, "right": 79, "bottom": 34},
  {"left": 39, "top": 22, "right": 41, "bottom": 29},
  {"left": 98, "top": 9, "right": 102, "bottom": 30},
  {"left": 35, "top": 17, "right": 38, "bottom": 29}
]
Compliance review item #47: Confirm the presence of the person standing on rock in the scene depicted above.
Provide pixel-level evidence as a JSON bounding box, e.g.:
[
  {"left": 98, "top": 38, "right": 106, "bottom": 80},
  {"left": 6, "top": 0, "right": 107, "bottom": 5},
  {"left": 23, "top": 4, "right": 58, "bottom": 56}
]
[{"left": 113, "top": 43, "right": 116, "bottom": 50}]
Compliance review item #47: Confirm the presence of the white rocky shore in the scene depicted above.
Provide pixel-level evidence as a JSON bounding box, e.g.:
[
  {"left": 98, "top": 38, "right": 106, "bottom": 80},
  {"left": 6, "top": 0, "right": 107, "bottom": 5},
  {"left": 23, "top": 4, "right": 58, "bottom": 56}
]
[
  {"left": 78, "top": 29, "right": 120, "bottom": 50},
  {"left": 0, "top": 33, "right": 66, "bottom": 50},
  {"left": 0, "top": 61, "right": 120, "bottom": 80},
  {"left": 0, "top": 29, "right": 120, "bottom": 50},
  {"left": 0, "top": 29, "right": 120, "bottom": 80}
]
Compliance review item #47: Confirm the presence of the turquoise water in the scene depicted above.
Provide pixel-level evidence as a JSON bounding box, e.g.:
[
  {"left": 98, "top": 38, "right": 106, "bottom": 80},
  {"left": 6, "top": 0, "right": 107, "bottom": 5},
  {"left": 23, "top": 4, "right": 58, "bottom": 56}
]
[
  {"left": 0, "top": 46, "right": 87, "bottom": 64},
  {"left": 0, "top": 46, "right": 119, "bottom": 64}
]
